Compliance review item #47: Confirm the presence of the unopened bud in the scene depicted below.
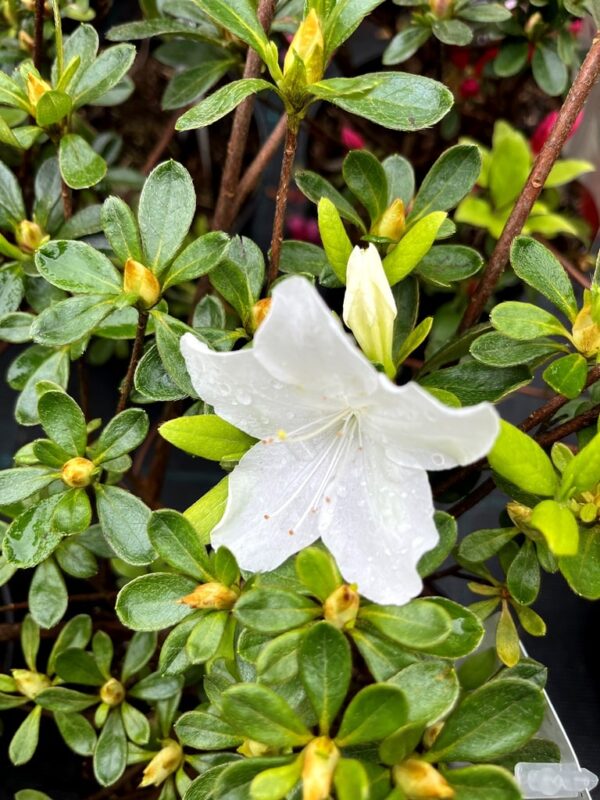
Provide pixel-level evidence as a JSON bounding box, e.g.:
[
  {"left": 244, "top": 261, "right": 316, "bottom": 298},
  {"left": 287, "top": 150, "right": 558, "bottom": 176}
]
[
  {"left": 238, "top": 739, "right": 275, "bottom": 757},
  {"left": 19, "top": 30, "right": 34, "bottom": 52},
  {"left": 429, "top": 0, "right": 453, "bottom": 18},
  {"left": 15, "top": 220, "right": 49, "bottom": 254},
  {"left": 506, "top": 501, "right": 533, "bottom": 531},
  {"left": 572, "top": 296, "right": 600, "bottom": 358},
  {"left": 100, "top": 678, "right": 125, "bottom": 706},
  {"left": 302, "top": 737, "right": 340, "bottom": 800},
  {"left": 283, "top": 9, "right": 325, "bottom": 86},
  {"left": 323, "top": 584, "right": 360, "bottom": 630},
  {"left": 123, "top": 258, "right": 161, "bottom": 309},
  {"left": 524, "top": 11, "right": 542, "bottom": 35},
  {"left": 139, "top": 739, "right": 183, "bottom": 788},
  {"left": 178, "top": 581, "right": 238, "bottom": 610},
  {"left": 423, "top": 722, "right": 444, "bottom": 750},
  {"left": 61, "top": 457, "right": 95, "bottom": 488},
  {"left": 12, "top": 669, "right": 51, "bottom": 700},
  {"left": 26, "top": 73, "right": 51, "bottom": 108},
  {"left": 371, "top": 199, "right": 406, "bottom": 241},
  {"left": 393, "top": 759, "right": 455, "bottom": 799},
  {"left": 251, "top": 298, "right": 272, "bottom": 332}
]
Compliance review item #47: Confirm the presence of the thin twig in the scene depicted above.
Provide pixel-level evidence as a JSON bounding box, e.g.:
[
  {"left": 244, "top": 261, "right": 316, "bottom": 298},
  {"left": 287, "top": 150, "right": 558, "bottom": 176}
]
[
  {"left": 268, "top": 123, "right": 298, "bottom": 284},
  {"left": 142, "top": 111, "right": 182, "bottom": 175},
  {"left": 211, "top": 0, "right": 277, "bottom": 232},
  {"left": 0, "top": 591, "right": 117, "bottom": 615},
  {"left": 459, "top": 32, "right": 600, "bottom": 331},
  {"left": 116, "top": 311, "right": 148, "bottom": 414},
  {"left": 33, "top": 0, "right": 45, "bottom": 70},
  {"left": 230, "top": 114, "right": 288, "bottom": 221}
]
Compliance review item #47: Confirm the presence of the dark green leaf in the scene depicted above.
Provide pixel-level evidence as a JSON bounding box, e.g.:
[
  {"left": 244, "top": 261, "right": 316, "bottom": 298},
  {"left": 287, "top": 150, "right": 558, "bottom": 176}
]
[
  {"left": 95, "top": 484, "right": 154, "bottom": 565},
  {"left": 116, "top": 573, "right": 198, "bottom": 630},
  {"left": 59, "top": 134, "right": 107, "bottom": 190},
  {"left": 299, "top": 622, "right": 351, "bottom": 734}
]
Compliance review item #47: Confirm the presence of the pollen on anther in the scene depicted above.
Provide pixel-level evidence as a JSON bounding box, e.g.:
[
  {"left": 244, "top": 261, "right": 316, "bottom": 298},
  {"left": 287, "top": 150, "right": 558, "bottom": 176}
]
[
  {"left": 264, "top": 513, "right": 270, "bottom": 520},
  {"left": 288, "top": 529, "right": 295, "bottom": 536},
  {"left": 325, "top": 496, "right": 331, "bottom": 503},
  {"left": 277, "top": 429, "right": 287, "bottom": 440}
]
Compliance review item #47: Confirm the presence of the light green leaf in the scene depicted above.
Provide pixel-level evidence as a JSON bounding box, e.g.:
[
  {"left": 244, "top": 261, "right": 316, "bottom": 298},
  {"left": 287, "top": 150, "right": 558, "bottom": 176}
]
[
  {"left": 317, "top": 197, "right": 352, "bottom": 283},
  {"left": 510, "top": 236, "right": 578, "bottom": 322},
  {"left": 116, "top": 572, "right": 198, "bottom": 630},
  {"left": 159, "top": 414, "right": 255, "bottom": 460},
  {"left": 59, "top": 134, "right": 107, "bottom": 190},
  {"left": 488, "top": 421, "right": 558, "bottom": 497},
  {"left": 491, "top": 302, "right": 571, "bottom": 341},
  {"left": 530, "top": 500, "right": 579, "bottom": 556},
  {"left": 176, "top": 79, "right": 273, "bottom": 131},
  {"left": 383, "top": 212, "right": 447, "bottom": 285}
]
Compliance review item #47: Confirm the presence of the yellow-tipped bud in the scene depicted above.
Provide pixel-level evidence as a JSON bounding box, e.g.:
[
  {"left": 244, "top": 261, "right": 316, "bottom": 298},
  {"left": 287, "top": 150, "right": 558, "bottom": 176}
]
[
  {"left": 26, "top": 72, "right": 51, "bottom": 108},
  {"left": 342, "top": 243, "right": 397, "bottom": 378},
  {"left": 302, "top": 737, "right": 340, "bottom": 800},
  {"left": 393, "top": 759, "right": 455, "bottom": 799},
  {"left": 15, "top": 220, "right": 49, "bottom": 254},
  {"left": 423, "top": 722, "right": 444, "bottom": 750},
  {"left": 572, "top": 295, "right": 600, "bottom": 358},
  {"left": 139, "top": 739, "right": 183, "bottom": 788},
  {"left": 250, "top": 297, "right": 272, "bottom": 332},
  {"left": 524, "top": 11, "right": 543, "bottom": 35},
  {"left": 238, "top": 739, "right": 275, "bottom": 757},
  {"left": 428, "top": 0, "right": 453, "bottom": 18},
  {"left": 506, "top": 501, "right": 533, "bottom": 531},
  {"left": 371, "top": 199, "right": 406, "bottom": 241},
  {"left": 123, "top": 258, "right": 161, "bottom": 309},
  {"left": 12, "top": 669, "right": 51, "bottom": 700},
  {"left": 100, "top": 678, "right": 125, "bottom": 707},
  {"left": 61, "top": 457, "right": 95, "bottom": 488},
  {"left": 18, "top": 30, "right": 35, "bottom": 52},
  {"left": 283, "top": 9, "right": 325, "bottom": 86},
  {"left": 323, "top": 584, "right": 360, "bottom": 630},
  {"left": 177, "top": 581, "right": 238, "bottom": 610}
]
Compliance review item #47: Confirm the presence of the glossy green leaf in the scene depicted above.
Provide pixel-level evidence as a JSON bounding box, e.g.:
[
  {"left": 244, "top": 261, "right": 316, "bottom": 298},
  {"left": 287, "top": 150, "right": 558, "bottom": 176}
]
[
  {"left": 221, "top": 684, "right": 312, "bottom": 748},
  {"left": 530, "top": 500, "right": 579, "bottom": 556},
  {"left": 388, "top": 660, "right": 459, "bottom": 724},
  {"left": 299, "top": 622, "right": 351, "bottom": 734},
  {"left": 358, "top": 599, "right": 452, "bottom": 649},
  {"left": 101, "top": 196, "right": 143, "bottom": 264},
  {"left": 159, "top": 414, "right": 255, "bottom": 461},
  {"left": 177, "top": 79, "right": 272, "bottom": 131},
  {"left": 95, "top": 484, "right": 155, "bottom": 565},
  {"left": 488, "top": 421, "right": 558, "bottom": 497},
  {"left": 336, "top": 684, "right": 407, "bottom": 745},
  {"left": 93, "top": 708, "right": 127, "bottom": 786},
  {"left": 234, "top": 588, "right": 321, "bottom": 634},
  {"left": 510, "top": 237, "right": 578, "bottom": 322},
  {"left": 116, "top": 572, "right": 197, "bottom": 630},
  {"left": 59, "top": 134, "right": 107, "bottom": 189},
  {"left": 162, "top": 232, "right": 230, "bottom": 290},
  {"left": 29, "top": 558, "right": 68, "bottom": 629}
]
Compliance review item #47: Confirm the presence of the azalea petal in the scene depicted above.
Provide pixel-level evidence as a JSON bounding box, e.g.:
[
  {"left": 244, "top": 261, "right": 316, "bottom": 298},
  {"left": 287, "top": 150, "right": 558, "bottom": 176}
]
[
  {"left": 320, "top": 435, "right": 438, "bottom": 605},
  {"left": 362, "top": 376, "right": 499, "bottom": 471},
  {"left": 181, "top": 334, "right": 330, "bottom": 439},
  {"left": 211, "top": 430, "right": 347, "bottom": 571},
  {"left": 254, "top": 276, "right": 378, "bottom": 403}
]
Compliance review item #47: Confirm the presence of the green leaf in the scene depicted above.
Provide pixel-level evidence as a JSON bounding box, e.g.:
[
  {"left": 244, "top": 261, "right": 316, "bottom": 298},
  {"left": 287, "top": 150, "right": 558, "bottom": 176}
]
[
  {"left": 121, "top": 631, "right": 157, "bottom": 682},
  {"left": 127, "top": 671, "right": 182, "bottom": 701},
  {"left": 530, "top": 500, "right": 579, "bottom": 556},
  {"left": 234, "top": 588, "right": 321, "bottom": 634},
  {"left": 90, "top": 408, "right": 149, "bottom": 463},
  {"left": 55, "top": 648, "right": 106, "bottom": 686},
  {"left": 488, "top": 421, "right": 558, "bottom": 497},
  {"left": 545, "top": 159, "right": 594, "bottom": 188},
  {"left": 543, "top": 353, "right": 587, "bottom": 399},
  {"left": 489, "top": 123, "right": 531, "bottom": 209},
  {"left": 317, "top": 197, "right": 353, "bottom": 283},
  {"left": 0, "top": 466, "right": 53, "bottom": 505},
  {"left": 36, "top": 240, "right": 122, "bottom": 295},
  {"left": 59, "top": 134, "right": 107, "bottom": 190},
  {"left": 415, "top": 597, "right": 485, "bottom": 658},
  {"left": 299, "top": 622, "right": 351, "bottom": 734},
  {"left": 494, "top": 42, "right": 528, "bottom": 76},
  {"left": 187, "top": 611, "right": 229, "bottom": 663},
  {"left": 410, "top": 145, "right": 481, "bottom": 221},
  {"left": 256, "top": 629, "right": 303, "bottom": 685},
  {"left": 295, "top": 170, "right": 365, "bottom": 230},
  {"left": 336, "top": 684, "right": 407, "bottom": 746},
  {"left": 560, "top": 527, "right": 600, "bottom": 600},
  {"left": 416, "top": 245, "right": 483, "bottom": 288},
  {"left": 559, "top": 431, "right": 600, "bottom": 497},
  {"left": 342, "top": 150, "right": 388, "bottom": 222},
  {"left": 209, "top": 236, "right": 265, "bottom": 326},
  {"left": 29, "top": 558, "right": 68, "bottom": 629},
  {"left": 55, "top": 536, "right": 97, "bottom": 578},
  {"left": 121, "top": 701, "right": 150, "bottom": 744},
  {"left": 510, "top": 237, "right": 578, "bottom": 322},
  {"left": 47, "top": 614, "right": 93, "bottom": 674},
  {"left": 12, "top": 348, "right": 70, "bottom": 427},
  {"left": 491, "top": 301, "right": 570, "bottom": 341},
  {"left": 379, "top": 722, "right": 425, "bottom": 766},
  {"left": 383, "top": 212, "right": 447, "bottom": 285},
  {"left": 9, "top": 706, "right": 41, "bottom": 766},
  {"left": 425, "top": 678, "right": 545, "bottom": 762},
  {"left": 38, "top": 389, "right": 87, "bottom": 455},
  {"left": 0, "top": 160, "right": 25, "bottom": 226},
  {"left": 35, "top": 90, "right": 72, "bottom": 127},
  {"left": 221, "top": 684, "right": 312, "bottom": 748},
  {"left": 532, "top": 43, "right": 567, "bottom": 96},
  {"left": 418, "top": 511, "right": 457, "bottom": 577},
  {"left": 101, "top": 196, "right": 143, "bottom": 264},
  {"left": 32, "top": 294, "right": 117, "bottom": 345},
  {"left": 148, "top": 509, "right": 211, "bottom": 582},
  {"left": 310, "top": 73, "right": 453, "bottom": 131},
  {"left": 94, "top": 709, "right": 127, "bottom": 786},
  {"left": 445, "top": 764, "right": 520, "bottom": 800},
  {"left": 471, "top": 333, "right": 563, "bottom": 367},
  {"left": 3, "top": 496, "right": 64, "bottom": 568},
  {"left": 55, "top": 711, "right": 97, "bottom": 756},
  {"left": 432, "top": 18, "right": 472, "bottom": 45},
  {"left": 116, "top": 573, "right": 197, "bottom": 630},
  {"left": 388, "top": 660, "right": 459, "bottom": 724},
  {"left": 35, "top": 686, "right": 97, "bottom": 712},
  {"left": 359, "top": 599, "right": 452, "bottom": 649},
  {"left": 507, "top": 541, "right": 540, "bottom": 605},
  {"left": 420, "top": 362, "right": 531, "bottom": 405},
  {"left": 184, "top": 476, "right": 229, "bottom": 545},
  {"left": 459, "top": 528, "right": 518, "bottom": 563},
  {"left": 138, "top": 160, "right": 196, "bottom": 274},
  {"left": 152, "top": 312, "right": 200, "bottom": 396},
  {"left": 191, "top": 0, "right": 270, "bottom": 57},
  {"left": 162, "top": 231, "right": 230, "bottom": 290},
  {"left": 135, "top": 343, "right": 186, "bottom": 402},
  {"left": 295, "top": 546, "right": 342, "bottom": 601},
  {"left": 159, "top": 414, "right": 255, "bottom": 460},
  {"left": 73, "top": 44, "right": 136, "bottom": 107},
  {"left": 176, "top": 709, "right": 242, "bottom": 750},
  {"left": 21, "top": 614, "right": 39, "bottom": 671},
  {"left": 95, "top": 484, "right": 155, "bottom": 565},
  {"left": 383, "top": 26, "right": 431, "bottom": 65},
  {"left": 177, "top": 79, "right": 272, "bottom": 131},
  {"left": 53, "top": 490, "right": 93, "bottom": 535},
  {"left": 250, "top": 758, "right": 302, "bottom": 800}
]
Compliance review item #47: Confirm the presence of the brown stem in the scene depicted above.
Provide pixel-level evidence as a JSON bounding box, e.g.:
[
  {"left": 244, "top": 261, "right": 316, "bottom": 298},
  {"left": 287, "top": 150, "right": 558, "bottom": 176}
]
[
  {"left": 142, "top": 111, "right": 182, "bottom": 175},
  {"left": 61, "top": 179, "right": 73, "bottom": 220},
  {"left": 268, "top": 123, "right": 298, "bottom": 284},
  {"left": 459, "top": 32, "right": 600, "bottom": 332},
  {"left": 0, "top": 590, "right": 117, "bottom": 615},
  {"left": 116, "top": 311, "right": 148, "bottom": 414},
  {"left": 211, "top": 0, "right": 277, "bottom": 232},
  {"left": 33, "top": 0, "right": 45, "bottom": 70},
  {"left": 230, "top": 114, "right": 288, "bottom": 221}
]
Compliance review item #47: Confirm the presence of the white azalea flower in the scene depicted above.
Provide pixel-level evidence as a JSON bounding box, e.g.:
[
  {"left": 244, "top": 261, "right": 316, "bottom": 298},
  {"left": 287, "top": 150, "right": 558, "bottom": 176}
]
[{"left": 181, "top": 277, "right": 499, "bottom": 605}]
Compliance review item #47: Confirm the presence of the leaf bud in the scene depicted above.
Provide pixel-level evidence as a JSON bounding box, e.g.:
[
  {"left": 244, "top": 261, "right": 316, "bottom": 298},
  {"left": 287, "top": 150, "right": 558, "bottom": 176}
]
[
  {"left": 15, "top": 220, "right": 49, "bottom": 254},
  {"left": 178, "top": 581, "right": 238, "bottom": 610},
  {"left": 371, "top": 199, "right": 406, "bottom": 241},
  {"left": 123, "top": 258, "right": 161, "bottom": 309},
  {"left": 393, "top": 758, "right": 455, "bottom": 799},
  {"left": 100, "top": 677, "right": 125, "bottom": 706},
  {"left": 12, "top": 669, "right": 51, "bottom": 700},
  {"left": 283, "top": 9, "right": 325, "bottom": 86},
  {"left": 26, "top": 72, "right": 51, "bottom": 109},
  {"left": 301, "top": 736, "right": 340, "bottom": 800},
  {"left": 323, "top": 584, "right": 360, "bottom": 630},
  {"left": 139, "top": 739, "right": 183, "bottom": 788},
  {"left": 61, "top": 457, "right": 95, "bottom": 488}
]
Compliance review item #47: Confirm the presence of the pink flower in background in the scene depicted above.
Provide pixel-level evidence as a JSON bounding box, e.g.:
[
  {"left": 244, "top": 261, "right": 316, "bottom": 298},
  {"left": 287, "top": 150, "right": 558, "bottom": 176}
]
[
  {"left": 460, "top": 77, "right": 480, "bottom": 99},
  {"left": 569, "top": 19, "right": 583, "bottom": 36},
  {"left": 341, "top": 126, "right": 366, "bottom": 150},
  {"left": 287, "top": 215, "right": 320, "bottom": 244},
  {"left": 531, "top": 110, "right": 584, "bottom": 154}
]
